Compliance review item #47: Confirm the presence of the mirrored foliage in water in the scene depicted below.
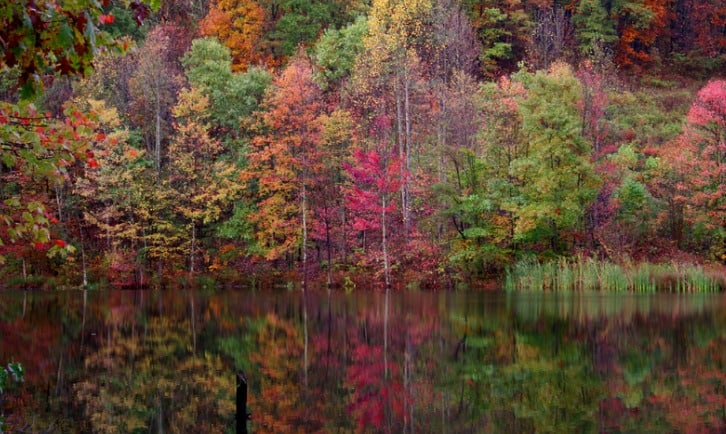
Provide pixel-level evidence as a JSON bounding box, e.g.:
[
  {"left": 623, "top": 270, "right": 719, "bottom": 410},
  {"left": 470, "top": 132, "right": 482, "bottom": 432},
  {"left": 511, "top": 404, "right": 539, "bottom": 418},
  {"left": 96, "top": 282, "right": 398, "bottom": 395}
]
[{"left": 0, "top": 289, "right": 724, "bottom": 433}]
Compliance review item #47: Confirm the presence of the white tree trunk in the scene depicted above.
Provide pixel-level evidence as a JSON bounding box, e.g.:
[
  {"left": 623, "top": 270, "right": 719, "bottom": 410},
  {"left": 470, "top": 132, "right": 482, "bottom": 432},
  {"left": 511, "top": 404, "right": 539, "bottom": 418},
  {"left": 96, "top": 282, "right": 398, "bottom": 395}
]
[
  {"left": 190, "top": 222, "right": 196, "bottom": 276},
  {"left": 403, "top": 66, "right": 412, "bottom": 242},
  {"left": 382, "top": 194, "right": 390, "bottom": 289},
  {"left": 301, "top": 182, "right": 308, "bottom": 289}
]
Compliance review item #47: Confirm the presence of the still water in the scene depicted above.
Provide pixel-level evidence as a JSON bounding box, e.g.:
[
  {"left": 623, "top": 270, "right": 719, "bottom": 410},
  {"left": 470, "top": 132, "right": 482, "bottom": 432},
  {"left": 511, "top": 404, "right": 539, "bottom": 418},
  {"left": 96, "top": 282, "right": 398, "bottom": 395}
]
[{"left": 0, "top": 288, "right": 725, "bottom": 433}]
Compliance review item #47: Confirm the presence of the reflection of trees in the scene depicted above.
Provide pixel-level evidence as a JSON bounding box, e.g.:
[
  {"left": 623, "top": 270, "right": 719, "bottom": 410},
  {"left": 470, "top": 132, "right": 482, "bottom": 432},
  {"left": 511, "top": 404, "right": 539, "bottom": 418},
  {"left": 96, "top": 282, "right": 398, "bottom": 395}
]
[
  {"left": 346, "top": 342, "right": 403, "bottom": 433},
  {"left": 74, "top": 316, "right": 234, "bottom": 433},
  {"left": 445, "top": 310, "right": 726, "bottom": 433},
  {"left": 442, "top": 315, "right": 604, "bottom": 433},
  {"left": 249, "top": 312, "right": 326, "bottom": 433},
  {"left": 657, "top": 337, "right": 726, "bottom": 432},
  {"left": 0, "top": 291, "right": 85, "bottom": 432},
  {"left": 594, "top": 316, "right": 726, "bottom": 433},
  {"left": 343, "top": 292, "right": 439, "bottom": 433},
  {"left": 1, "top": 290, "right": 725, "bottom": 432}
]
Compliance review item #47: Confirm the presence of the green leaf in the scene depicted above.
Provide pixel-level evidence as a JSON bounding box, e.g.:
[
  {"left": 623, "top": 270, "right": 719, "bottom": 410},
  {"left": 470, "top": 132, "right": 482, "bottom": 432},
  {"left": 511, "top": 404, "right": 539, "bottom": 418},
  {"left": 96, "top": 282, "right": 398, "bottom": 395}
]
[
  {"left": 4, "top": 198, "right": 20, "bottom": 208},
  {"left": 7, "top": 362, "right": 23, "bottom": 382},
  {"left": 84, "top": 11, "right": 97, "bottom": 51},
  {"left": 58, "top": 22, "right": 75, "bottom": 48},
  {"left": 462, "top": 227, "right": 490, "bottom": 239},
  {"left": 1, "top": 152, "right": 16, "bottom": 168},
  {"left": 0, "top": 368, "right": 7, "bottom": 393}
]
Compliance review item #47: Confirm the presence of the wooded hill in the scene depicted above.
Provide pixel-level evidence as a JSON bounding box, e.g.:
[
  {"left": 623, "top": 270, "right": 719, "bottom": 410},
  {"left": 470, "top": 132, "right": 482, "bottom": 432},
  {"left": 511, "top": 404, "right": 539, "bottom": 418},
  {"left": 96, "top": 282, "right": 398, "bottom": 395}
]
[{"left": 0, "top": 0, "right": 724, "bottom": 288}]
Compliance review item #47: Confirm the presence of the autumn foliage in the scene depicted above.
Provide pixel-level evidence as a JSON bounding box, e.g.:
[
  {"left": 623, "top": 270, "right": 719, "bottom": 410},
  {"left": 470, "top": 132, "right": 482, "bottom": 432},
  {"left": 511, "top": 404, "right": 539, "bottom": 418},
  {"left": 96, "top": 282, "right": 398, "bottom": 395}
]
[
  {"left": 1, "top": 0, "right": 725, "bottom": 287},
  {"left": 200, "top": 0, "right": 268, "bottom": 71}
]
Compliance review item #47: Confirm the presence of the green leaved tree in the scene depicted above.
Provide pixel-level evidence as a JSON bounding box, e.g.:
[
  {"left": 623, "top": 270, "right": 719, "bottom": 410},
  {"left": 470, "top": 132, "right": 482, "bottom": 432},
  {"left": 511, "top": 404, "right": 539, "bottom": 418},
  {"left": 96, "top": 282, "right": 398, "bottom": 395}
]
[
  {"left": 512, "top": 63, "right": 600, "bottom": 254},
  {"left": 182, "top": 37, "right": 272, "bottom": 136},
  {"left": 573, "top": 0, "right": 618, "bottom": 57}
]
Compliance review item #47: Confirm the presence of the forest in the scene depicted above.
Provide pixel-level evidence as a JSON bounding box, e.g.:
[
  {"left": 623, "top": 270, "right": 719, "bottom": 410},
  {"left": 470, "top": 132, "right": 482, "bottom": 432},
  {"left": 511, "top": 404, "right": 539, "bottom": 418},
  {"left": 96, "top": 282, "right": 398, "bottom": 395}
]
[{"left": 0, "top": 0, "right": 724, "bottom": 289}]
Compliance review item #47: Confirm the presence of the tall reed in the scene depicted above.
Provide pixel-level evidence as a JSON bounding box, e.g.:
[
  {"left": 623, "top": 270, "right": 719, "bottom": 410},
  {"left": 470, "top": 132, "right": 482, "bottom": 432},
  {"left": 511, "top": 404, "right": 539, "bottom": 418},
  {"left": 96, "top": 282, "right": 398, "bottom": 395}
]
[{"left": 505, "top": 257, "right": 723, "bottom": 292}]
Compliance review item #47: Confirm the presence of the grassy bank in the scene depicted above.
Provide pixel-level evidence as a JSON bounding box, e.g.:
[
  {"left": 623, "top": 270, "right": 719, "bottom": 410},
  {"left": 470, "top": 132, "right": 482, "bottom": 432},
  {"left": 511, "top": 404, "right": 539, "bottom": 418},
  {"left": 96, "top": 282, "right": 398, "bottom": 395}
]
[{"left": 505, "top": 257, "right": 725, "bottom": 292}]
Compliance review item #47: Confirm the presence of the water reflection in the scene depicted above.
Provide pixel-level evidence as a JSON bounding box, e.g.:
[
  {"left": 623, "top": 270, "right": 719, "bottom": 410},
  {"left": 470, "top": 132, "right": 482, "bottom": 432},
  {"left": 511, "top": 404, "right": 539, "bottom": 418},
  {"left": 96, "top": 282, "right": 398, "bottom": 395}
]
[{"left": 0, "top": 289, "right": 724, "bottom": 433}]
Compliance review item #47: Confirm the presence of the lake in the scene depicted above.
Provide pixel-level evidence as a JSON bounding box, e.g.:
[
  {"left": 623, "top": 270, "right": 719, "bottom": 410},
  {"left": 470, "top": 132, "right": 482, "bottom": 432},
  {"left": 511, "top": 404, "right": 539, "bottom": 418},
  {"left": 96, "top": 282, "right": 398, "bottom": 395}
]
[{"left": 1, "top": 288, "right": 725, "bottom": 433}]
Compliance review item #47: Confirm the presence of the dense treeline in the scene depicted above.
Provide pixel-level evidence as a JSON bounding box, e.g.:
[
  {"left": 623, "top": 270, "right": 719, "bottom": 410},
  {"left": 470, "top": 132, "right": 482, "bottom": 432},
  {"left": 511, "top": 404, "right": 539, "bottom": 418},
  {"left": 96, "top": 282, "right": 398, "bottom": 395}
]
[{"left": 0, "top": 0, "right": 724, "bottom": 288}]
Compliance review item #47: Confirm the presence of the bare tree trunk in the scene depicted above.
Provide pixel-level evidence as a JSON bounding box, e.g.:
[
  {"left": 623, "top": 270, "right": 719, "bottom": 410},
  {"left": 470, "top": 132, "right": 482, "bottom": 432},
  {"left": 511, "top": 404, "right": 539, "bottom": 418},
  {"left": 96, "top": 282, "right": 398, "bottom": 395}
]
[
  {"left": 155, "top": 114, "right": 161, "bottom": 175},
  {"left": 106, "top": 213, "right": 111, "bottom": 251},
  {"left": 437, "top": 84, "right": 447, "bottom": 243},
  {"left": 403, "top": 66, "right": 412, "bottom": 243},
  {"left": 382, "top": 194, "right": 390, "bottom": 289},
  {"left": 396, "top": 73, "right": 408, "bottom": 242},
  {"left": 342, "top": 205, "right": 349, "bottom": 267},
  {"left": 55, "top": 184, "right": 63, "bottom": 222},
  {"left": 55, "top": 352, "right": 63, "bottom": 396},
  {"left": 81, "top": 289, "right": 87, "bottom": 351},
  {"left": 81, "top": 243, "right": 88, "bottom": 288},
  {"left": 190, "top": 222, "right": 196, "bottom": 277},
  {"left": 154, "top": 73, "right": 162, "bottom": 177},
  {"left": 301, "top": 182, "right": 308, "bottom": 290},
  {"left": 141, "top": 224, "right": 148, "bottom": 286},
  {"left": 325, "top": 217, "right": 332, "bottom": 288},
  {"left": 190, "top": 290, "right": 196, "bottom": 354}
]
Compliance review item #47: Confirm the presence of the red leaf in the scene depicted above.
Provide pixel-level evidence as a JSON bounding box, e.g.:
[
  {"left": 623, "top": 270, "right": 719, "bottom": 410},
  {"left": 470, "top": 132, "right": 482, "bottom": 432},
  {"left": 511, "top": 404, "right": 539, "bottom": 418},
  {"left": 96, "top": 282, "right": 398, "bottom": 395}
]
[{"left": 99, "top": 14, "right": 115, "bottom": 25}]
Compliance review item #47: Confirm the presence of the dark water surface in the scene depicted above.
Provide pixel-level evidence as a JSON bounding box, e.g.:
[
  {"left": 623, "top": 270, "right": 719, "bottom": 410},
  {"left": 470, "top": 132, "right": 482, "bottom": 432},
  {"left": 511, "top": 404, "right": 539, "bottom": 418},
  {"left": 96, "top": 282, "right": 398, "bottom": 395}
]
[{"left": 1, "top": 288, "right": 725, "bottom": 433}]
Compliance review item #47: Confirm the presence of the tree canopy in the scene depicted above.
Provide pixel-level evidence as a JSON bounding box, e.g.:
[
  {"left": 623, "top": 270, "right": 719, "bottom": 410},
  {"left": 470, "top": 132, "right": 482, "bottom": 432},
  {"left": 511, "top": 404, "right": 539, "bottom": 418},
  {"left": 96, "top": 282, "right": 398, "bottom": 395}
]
[{"left": 1, "top": 0, "right": 724, "bottom": 287}]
